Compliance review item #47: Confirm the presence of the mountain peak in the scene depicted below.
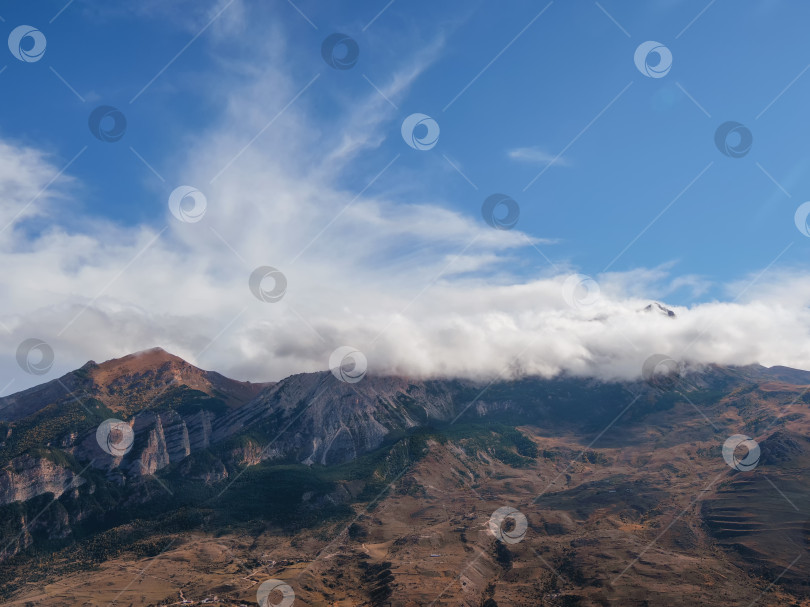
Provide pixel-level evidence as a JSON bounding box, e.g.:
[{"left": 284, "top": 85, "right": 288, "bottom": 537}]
[
  {"left": 641, "top": 302, "right": 677, "bottom": 318},
  {"left": 90, "top": 347, "right": 190, "bottom": 381},
  {"left": 0, "top": 347, "right": 270, "bottom": 422}
]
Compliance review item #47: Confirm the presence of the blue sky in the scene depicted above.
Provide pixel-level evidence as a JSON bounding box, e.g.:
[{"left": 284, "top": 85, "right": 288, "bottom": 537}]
[
  {"left": 3, "top": 0, "right": 809, "bottom": 301},
  {"left": 2, "top": 0, "right": 810, "bottom": 387}
]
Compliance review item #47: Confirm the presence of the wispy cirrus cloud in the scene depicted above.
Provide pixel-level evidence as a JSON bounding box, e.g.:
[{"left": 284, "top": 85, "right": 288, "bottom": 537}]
[{"left": 322, "top": 34, "right": 447, "bottom": 172}]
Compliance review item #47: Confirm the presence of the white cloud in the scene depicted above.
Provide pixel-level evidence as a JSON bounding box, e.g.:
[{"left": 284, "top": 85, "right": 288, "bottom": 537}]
[
  {"left": 0, "top": 141, "right": 74, "bottom": 238},
  {"left": 507, "top": 146, "right": 571, "bottom": 167}
]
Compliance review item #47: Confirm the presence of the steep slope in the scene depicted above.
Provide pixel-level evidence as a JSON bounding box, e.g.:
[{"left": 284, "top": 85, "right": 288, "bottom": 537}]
[
  {"left": 702, "top": 430, "right": 810, "bottom": 595},
  {"left": 215, "top": 372, "right": 460, "bottom": 465}
]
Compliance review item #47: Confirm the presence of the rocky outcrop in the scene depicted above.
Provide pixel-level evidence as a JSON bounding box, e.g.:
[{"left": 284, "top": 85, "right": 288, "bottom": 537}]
[
  {"left": 131, "top": 414, "right": 170, "bottom": 476},
  {"left": 0, "top": 454, "right": 85, "bottom": 506},
  {"left": 186, "top": 410, "right": 214, "bottom": 451},
  {"left": 180, "top": 456, "right": 228, "bottom": 484}
]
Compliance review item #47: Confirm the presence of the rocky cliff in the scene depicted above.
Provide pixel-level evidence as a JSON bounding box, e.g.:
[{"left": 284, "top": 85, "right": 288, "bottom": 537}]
[{"left": 0, "top": 454, "right": 85, "bottom": 505}]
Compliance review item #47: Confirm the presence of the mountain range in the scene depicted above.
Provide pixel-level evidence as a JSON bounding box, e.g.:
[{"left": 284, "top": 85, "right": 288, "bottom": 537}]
[{"left": 1, "top": 348, "right": 810, "bottom": 606}]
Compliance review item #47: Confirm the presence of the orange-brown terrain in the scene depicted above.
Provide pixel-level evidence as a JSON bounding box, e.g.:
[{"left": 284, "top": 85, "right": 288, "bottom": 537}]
[{"left": 1, "top": 352, "right": 810, "bottom": 606}]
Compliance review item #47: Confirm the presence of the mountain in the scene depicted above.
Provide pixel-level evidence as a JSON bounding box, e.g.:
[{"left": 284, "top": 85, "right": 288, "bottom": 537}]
[
  {"left": 0, "top": 347, "right": 269, "bottom": 422},
  {"left": 2, "top": 350, "right": 810, "bottom": 606},
  {"left": 641, "top": 302, "right": 677, "bottom": 318}
]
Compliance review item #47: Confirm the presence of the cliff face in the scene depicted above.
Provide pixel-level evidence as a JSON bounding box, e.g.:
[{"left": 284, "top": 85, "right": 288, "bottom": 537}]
[
  {"left": 0, "top": 454, "right": 85, "bottom": 506},
  {"left": 240, "top": 372, "right": 458, "bottom": 466},
  {"left": 131, "top": 414, "right": 170, "bottom": 476}
]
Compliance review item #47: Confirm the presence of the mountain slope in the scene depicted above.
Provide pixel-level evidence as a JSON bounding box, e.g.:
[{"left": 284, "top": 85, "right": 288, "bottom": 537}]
[{"left": 3, "top": 350, "right": 810, "bottom": 605}]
